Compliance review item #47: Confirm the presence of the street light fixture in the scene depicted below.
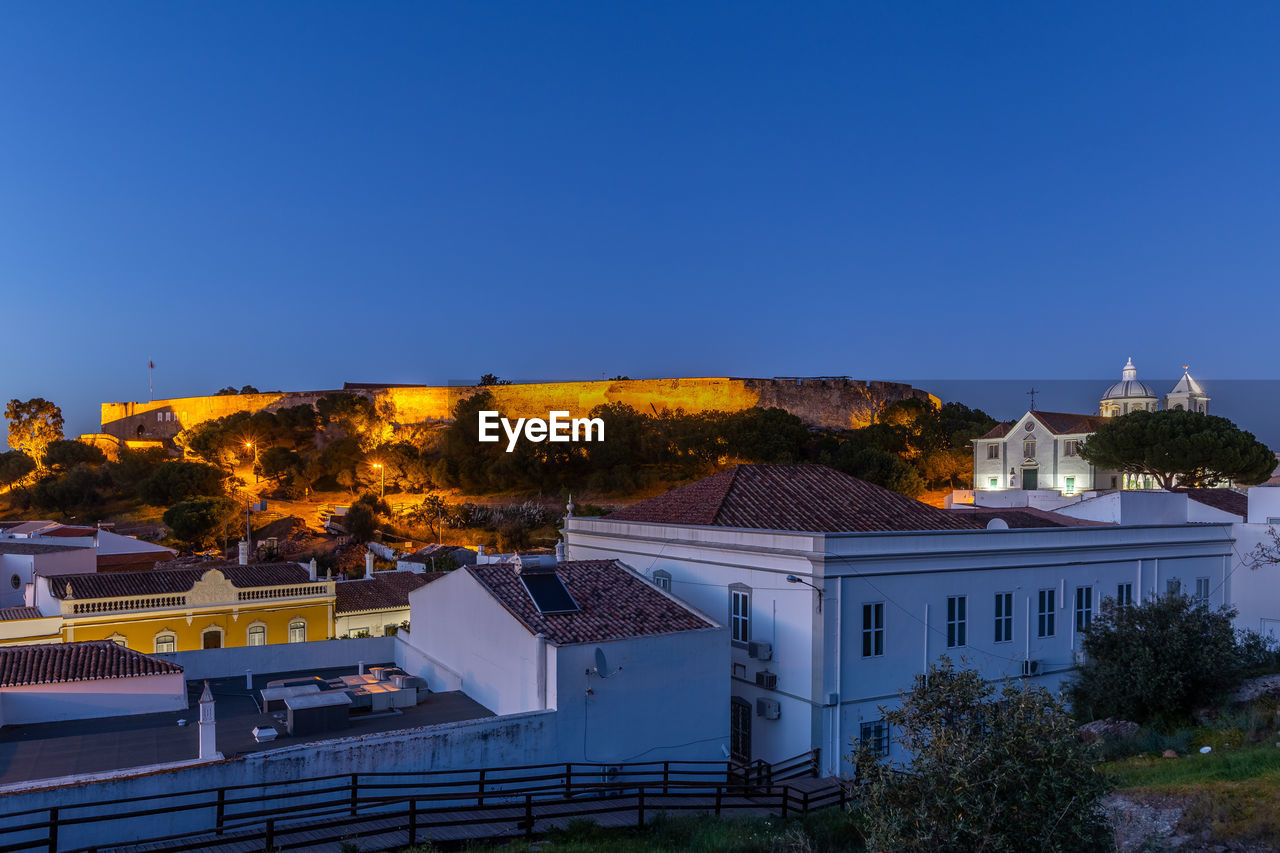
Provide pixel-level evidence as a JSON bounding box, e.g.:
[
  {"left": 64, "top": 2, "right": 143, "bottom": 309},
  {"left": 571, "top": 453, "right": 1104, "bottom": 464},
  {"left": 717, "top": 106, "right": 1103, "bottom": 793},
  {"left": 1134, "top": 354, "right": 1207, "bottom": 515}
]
[
  {"left": 244, "top": 441, "right": 258, "bottom": 484},
  {"left": 372, "top": 463, "right": 384, "bottom": 498},
  {"left": 785, "top": 574, "right": 824, "bottom": 612}
]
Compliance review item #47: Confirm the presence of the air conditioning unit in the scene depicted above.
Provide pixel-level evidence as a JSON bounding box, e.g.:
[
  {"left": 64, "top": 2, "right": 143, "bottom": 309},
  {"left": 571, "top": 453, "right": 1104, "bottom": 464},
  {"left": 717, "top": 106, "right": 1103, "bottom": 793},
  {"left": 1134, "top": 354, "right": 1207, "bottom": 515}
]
[
  {"left": 756, "top": 698, "right": 781, "bottom": 720},
  {"left": 1022, "top": 659, "right": 1042, "bottom": 677},
  {"left": 755, "top": 670, "right": 778, "bottom": 690},
  {"left": 747, "top": 641, "right": 773, "bottom": 661}
]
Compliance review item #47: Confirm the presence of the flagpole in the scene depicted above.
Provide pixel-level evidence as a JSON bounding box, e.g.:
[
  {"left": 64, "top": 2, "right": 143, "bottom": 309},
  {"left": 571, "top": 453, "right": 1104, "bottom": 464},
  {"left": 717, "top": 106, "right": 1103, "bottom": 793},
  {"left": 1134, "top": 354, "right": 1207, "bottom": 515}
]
[{"left": 148, "top": 360, "right": 154, "bottom": 402}]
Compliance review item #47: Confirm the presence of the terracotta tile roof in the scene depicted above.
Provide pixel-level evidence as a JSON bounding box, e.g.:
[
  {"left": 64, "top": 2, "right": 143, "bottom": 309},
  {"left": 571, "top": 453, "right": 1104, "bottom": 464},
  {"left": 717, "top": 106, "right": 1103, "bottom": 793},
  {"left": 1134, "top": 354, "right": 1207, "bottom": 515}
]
[
  {"left": 977, "top": 412, "right": 1106, "bottom": 440},
  {"left": 400, "top": 545, "right": 475, "bottom": 565},
  {"left": 604, "top": 465, "right": 979, "bottom": 533},
  {"left": 0, "top": 641, "right": 183, "bottom": 687},
  {"left": 977, "top": 422, "right": 1015, "bottom": 440},
  {"left": 1171, "top": 488, "right": 1248, "bottom": 519},
  {"left": 38, "top": 525, "right": 97, "bottom": 537},
  {"left": 335, "top": 571, "right": 443, "bottom": 614},
  {"left": 47, "top": 563, "right": 315, "bottom": 600},
  {"left": 466, "top": 559, "right": 715, "bottom": 645},
  {"left": 0, "top": 606, "right": 42, "bottom": 621}
]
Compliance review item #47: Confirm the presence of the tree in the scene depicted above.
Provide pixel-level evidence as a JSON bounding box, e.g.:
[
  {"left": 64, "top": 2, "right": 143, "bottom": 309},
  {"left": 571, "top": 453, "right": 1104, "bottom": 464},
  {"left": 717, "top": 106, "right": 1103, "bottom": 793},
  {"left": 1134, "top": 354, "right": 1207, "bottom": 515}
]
[
  {"left": 0, "top": 451, "right": 36, "bottom": 488},
  {"left": 163, "top": 496, "right": 238, "bottom": 547},
  {"left": 5, "top": 398, "right": 64, "bottom": 465},
  {"left": 478, "top": 373, "right": 511, "bottom": 386},
  {"left": 1080, "top": 409, "right": 1275, "bottom": 489},
  {"left": 342, "top": 493, "right": 389, "bottom": 542},
  {"left": 29, "top": 465, "right": 105, "bottom": 516},
  {"left": 853, "top": 660, "right": 1113, "bottom": 852},
  {"left": 43, "top": 440, "right": 106, "bottom": 471},
  {"left": 257, "top": 446, "right": 302, "bottom": 483},
  {"left": 1069, "top": 592, "right": 1243, "bottom": 728},
  {"left": 138, "top": 461, "right": 227, "bottom": 506}
]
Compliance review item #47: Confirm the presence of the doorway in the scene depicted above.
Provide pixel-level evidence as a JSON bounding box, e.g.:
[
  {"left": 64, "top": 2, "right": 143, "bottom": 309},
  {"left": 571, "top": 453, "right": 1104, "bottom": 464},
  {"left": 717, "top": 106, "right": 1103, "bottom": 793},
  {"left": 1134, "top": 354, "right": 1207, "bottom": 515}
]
[
  {"left": 1022, "top": 467, "right": 1038, "bottom": 490},
  {"left": 730, "top": 698, "right": 752, "bottom": 763},
  {"left": 202, "top": 629, "right": 223, "bottom": 649}
]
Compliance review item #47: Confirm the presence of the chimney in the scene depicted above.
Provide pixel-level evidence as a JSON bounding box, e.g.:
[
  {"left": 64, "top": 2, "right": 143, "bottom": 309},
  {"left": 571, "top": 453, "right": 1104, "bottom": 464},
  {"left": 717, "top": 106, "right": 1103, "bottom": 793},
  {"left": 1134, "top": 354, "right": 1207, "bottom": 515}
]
[
  {"left": 554, "top": 541, "right": 565, "bottom": 563},
  {"left": 237, "top": 540, "right": 249, "bottom": 566},
  {"left": 308, "top": 558, "right": 318, "bottom": 582},
  {"left": 364, "top": 552, "right": 375, "bottom": 580},
  {"left": 477, "top": 544, "right": 486, "bottom": 564},
  {"left": 198, "top": 681, "right": 219, "bottom": 760}
]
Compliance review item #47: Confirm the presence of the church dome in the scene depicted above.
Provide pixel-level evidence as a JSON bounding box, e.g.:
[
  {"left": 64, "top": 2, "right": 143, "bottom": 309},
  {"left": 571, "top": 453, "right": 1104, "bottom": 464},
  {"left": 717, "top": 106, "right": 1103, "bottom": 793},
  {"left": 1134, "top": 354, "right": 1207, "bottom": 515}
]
[{"left": 1101, "top": 357, "right": 1157, "bottom": 400}]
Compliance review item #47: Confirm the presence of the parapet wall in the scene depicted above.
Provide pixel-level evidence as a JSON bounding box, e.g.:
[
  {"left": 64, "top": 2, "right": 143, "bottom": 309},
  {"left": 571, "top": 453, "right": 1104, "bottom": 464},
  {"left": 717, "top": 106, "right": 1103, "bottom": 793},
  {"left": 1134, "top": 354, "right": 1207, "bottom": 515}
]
[{"left": 100, "top": 377, "right": 936, "bottom": 441}]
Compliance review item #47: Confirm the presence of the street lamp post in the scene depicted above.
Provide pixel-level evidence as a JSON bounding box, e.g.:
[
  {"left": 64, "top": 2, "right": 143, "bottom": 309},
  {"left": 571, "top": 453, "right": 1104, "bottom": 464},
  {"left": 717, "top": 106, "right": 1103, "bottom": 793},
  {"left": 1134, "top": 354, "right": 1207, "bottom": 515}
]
[
  {"left": 244, "top": 441, "right": 259, "bottom": 484},
  {"left": 372, "top": 463, "right": 384, "bottom": 498}
]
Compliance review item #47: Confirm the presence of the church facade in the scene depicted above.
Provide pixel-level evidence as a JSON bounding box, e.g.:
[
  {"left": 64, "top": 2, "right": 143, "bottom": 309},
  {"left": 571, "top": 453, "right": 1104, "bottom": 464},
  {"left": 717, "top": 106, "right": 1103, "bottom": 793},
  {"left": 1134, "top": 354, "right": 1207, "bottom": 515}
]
[{"left": 974, "top": 360, "right": 1209, "bottom": 493}]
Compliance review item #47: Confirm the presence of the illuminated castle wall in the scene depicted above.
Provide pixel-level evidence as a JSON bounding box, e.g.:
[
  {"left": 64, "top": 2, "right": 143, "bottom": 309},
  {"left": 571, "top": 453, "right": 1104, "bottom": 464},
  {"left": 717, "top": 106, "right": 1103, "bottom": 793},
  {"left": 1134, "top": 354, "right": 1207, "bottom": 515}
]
[{"left": 100, "top": 377, "right": 937, "bottom": 441}]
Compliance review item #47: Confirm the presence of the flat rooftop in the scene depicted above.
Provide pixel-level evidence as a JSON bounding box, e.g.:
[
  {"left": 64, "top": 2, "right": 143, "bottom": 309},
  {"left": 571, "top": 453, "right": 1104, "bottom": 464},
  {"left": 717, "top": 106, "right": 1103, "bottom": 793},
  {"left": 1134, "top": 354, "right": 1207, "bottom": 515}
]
[{"left": 0, "top": 665, "right": 494, "bottom": 787}]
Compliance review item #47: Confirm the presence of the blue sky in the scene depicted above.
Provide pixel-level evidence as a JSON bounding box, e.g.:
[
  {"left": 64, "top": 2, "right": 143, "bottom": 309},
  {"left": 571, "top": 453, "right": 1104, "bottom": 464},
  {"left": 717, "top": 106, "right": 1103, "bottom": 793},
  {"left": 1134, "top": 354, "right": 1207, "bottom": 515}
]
[{"left": 2, "top": 3, "right": 1279, "bottom": 436}]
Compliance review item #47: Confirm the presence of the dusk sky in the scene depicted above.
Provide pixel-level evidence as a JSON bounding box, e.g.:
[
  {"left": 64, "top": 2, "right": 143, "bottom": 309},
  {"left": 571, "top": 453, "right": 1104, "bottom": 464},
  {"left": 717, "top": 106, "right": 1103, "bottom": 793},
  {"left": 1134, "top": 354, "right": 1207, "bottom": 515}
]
[{"left": 3, "top": 3, "right": 1279, "bottom": 436}]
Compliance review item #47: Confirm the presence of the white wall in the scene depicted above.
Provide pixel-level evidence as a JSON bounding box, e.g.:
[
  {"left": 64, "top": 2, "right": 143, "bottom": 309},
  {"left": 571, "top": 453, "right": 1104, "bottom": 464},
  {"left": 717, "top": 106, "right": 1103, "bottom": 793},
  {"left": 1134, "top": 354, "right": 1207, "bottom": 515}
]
[
  {"left": 404, "top": 571, "right": 542, "bottom": 715},
  {"left": 335, "top": 608, "right": 409, "bottom": 638},
  {"left": 156, "top": 636, "right": 396, "bottom": 681},
  {"left": 0, "top": 549, "right": 95, "bottom": 609},
  {"left": 550, "top": 627, "right": 728, "bottom": 765},
  {"left": 0, "top": 672, "right": 187, "bottom": 725},
  {"left": 0, "top": 710, "right": 555, "bottom": 850},
  {"left": 1247, "top": 486, "right": 1280, "bottom": 525}
]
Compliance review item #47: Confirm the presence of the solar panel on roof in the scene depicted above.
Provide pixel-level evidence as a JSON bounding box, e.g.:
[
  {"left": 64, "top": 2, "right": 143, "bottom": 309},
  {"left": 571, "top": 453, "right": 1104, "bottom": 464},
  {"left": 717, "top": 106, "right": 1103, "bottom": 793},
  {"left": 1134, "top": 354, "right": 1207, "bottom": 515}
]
[{"left": 521, "top": 573, "right": 579, "bottom": 614}]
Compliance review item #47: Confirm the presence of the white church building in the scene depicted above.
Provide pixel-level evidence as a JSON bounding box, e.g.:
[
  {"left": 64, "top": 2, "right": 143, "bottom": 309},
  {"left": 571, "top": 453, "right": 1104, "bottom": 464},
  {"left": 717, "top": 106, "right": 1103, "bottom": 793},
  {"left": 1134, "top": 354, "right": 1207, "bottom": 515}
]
[{"left": 973, "top": 359, "right": 1210, "bottom": 494}]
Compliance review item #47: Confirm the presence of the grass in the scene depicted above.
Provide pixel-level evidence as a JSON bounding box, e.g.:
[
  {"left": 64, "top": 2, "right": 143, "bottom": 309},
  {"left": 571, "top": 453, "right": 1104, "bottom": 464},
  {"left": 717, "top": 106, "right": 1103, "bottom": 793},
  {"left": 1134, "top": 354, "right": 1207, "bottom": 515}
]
[{"left": 1106, "top": 726, "right": 1280, "bottom": 844}]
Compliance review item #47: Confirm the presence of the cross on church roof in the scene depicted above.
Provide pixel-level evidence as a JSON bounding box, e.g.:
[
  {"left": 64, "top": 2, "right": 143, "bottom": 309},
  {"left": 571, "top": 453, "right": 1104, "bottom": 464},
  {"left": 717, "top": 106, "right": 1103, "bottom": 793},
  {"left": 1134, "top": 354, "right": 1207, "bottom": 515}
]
[{"left": 1027, "top": 387, "right": 1039, "bottom": 411}]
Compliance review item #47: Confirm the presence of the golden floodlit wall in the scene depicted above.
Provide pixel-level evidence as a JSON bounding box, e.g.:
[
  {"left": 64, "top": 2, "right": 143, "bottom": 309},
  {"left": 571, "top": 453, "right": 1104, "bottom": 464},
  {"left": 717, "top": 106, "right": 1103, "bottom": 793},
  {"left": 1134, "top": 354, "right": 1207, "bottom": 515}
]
[{"left": 100, "top": 377, "right": 936, "bottom": 441}]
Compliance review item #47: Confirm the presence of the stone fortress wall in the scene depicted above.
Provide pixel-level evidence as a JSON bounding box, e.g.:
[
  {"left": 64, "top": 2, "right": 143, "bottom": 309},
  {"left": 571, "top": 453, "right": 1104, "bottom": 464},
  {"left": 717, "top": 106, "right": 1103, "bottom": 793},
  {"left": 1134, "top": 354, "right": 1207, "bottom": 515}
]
[{"left": 100, "top": 377, "right": 937, "bottom": 442}]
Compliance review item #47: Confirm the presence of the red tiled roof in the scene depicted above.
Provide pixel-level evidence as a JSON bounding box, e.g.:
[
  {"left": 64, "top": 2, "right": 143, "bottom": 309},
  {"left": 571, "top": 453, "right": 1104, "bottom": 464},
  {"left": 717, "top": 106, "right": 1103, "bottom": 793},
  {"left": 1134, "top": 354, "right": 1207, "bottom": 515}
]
[
  {"left": 604, "top": 465, "right": 979, "bottom": 533},
  {"left": 466, "top": 560, "right": 715, "bottom": 645},
  {"left": 0, "top": 542, "right": 83, "bottom": 555},
  {"left": 0, "top": 606, "right": 42, "bottom": 621},
  {"left": 977, "top": 412, "right": 1105, "bottom": 440},
  {"left": 1171, "top": 488, "right": 1248, "bottom": 519},
  {"left": 47, "top": 563, "right": 315, "bottom": 600},
  {"left": 335, "top": 571, "right": 442, "bottom": 614},
  {"left": 0, "top": 641, "right": 183, "bottom": 687}
]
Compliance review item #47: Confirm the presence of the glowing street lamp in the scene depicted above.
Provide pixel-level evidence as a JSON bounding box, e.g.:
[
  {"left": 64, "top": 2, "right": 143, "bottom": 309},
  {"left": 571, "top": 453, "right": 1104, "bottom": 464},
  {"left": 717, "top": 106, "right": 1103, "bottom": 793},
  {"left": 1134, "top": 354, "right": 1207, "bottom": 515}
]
[
  {"left": 244, "top": 441, "right": 258, "bottom": 484},
  {"left": 372, "top": 463, "right": 384, "bottom": 498}
]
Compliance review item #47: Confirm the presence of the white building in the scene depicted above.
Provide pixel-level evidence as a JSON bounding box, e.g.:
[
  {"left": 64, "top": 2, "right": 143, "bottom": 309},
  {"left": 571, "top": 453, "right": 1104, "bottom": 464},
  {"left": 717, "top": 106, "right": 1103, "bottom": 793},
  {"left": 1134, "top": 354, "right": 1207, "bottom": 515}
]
[
  {"left": 334, "top": 570, "right": 442, "bottom": 638},
  {"left": 974, "top": 360, "right": 1213, "bottom": 493},
  {"left": 402, "top": 556, "right": 729, "bottom": 765},
  {"left": 564, "top": 464, "right": 1233, "bottom": 776}
]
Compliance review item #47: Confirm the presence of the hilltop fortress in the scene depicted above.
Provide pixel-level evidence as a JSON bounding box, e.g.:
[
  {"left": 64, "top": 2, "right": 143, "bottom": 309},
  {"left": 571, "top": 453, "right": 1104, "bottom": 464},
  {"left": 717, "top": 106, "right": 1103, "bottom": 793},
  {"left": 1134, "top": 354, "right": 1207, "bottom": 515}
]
[{"left": 99, "top": 377, "right": 937, "bottom": 443}]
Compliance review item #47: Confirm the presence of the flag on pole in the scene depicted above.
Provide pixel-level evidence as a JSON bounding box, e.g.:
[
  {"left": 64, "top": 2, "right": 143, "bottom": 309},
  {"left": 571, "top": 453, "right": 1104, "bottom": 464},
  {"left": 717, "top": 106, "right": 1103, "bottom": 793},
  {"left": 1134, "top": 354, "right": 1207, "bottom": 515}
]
[{"left": 149, "top": 360, "right": 154, "bottom": 369}]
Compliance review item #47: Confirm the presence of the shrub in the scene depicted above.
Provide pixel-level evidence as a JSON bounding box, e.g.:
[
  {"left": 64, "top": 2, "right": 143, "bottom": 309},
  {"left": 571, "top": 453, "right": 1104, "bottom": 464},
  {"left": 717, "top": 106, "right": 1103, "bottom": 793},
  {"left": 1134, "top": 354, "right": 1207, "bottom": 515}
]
[
  {"left": 1069, "top": 593, "right": 1243, "bottom": 729},
  {"left": 853, "top": 659, "right": 1112, "bottom": 852}
]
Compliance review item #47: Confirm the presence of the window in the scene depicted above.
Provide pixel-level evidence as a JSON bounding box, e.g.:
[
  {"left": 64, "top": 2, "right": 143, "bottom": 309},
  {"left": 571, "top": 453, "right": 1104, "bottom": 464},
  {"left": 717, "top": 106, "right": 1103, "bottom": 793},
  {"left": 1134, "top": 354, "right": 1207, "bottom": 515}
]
[
  {"left": 859, "top": 720, "right": 891, "bottom": 757},
  {"left": 730, "top": 698, "right": 752, "bottom": 763},
  {"left": 247, "top": 625, "right": 266, "bottom": 646},
  {"left": 1195, "top": 577, "right": 1210, "bottom": 607},
  {"left": 653, "top": 570, "right": 672, "bottom": 592},
  {"left": 354, "top": 628, "right": 371, "bottom": 638},
  {"left": 1063, "top": 440, "right": 1079, "bottom": 457},
  {"left": 1166, "top": 579, "right": 1181, "bottom": 596},
  {"left": 989, "top": 477, "right": 998, "bottom": 487},
  {"left": 201, "top": 628, "right": 222, "bottom": 649},
  {"left": 1116, "top": 582, "right": 1133, "bottom": 608},
  {"left": 9, "top": 573, "right": 19, "bottom": 590},
  {"left": 994, "top": 592, "right": 1013, "bottom": 643},
  {"left": 155, "top": 634, "right": 176, "bottom": 654},
  {"left": 986, "top": 444, "right": 1000, "bottom": 459},
  {"left": 288, "top": 621, "right": 306, "bottom": 643},
  {"left": 1037, "top": 589, "right": 1056, "bottom": 638},
  {"left": 946, "top": 595, "right": 967, "bottom": 648},
  {"left": 862, "top": 602, "right": 884, "bottom": 657},
  {"left": 729, "top": 585, "right": 751, "bottom": 645},
  {"left": 1075, "top": 586, "right": 1093, "bottom": 632},
  {"left": 1064, "top": 476, "right": 1075, "bottom": 493},
  {"left": 1023, "top": 439, "right": 1036, "bottom": 458},
  {"left": 113, "top": 638, "right": 128, "bottom": 648}
]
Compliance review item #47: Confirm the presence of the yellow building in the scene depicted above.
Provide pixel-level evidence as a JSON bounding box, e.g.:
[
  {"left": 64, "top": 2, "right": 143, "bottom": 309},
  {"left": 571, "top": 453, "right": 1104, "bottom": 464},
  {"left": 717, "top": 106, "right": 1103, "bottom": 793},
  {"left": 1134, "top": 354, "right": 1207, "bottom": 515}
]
[{"left": 1, "top": 563, "right": 336, "bottom": 653}]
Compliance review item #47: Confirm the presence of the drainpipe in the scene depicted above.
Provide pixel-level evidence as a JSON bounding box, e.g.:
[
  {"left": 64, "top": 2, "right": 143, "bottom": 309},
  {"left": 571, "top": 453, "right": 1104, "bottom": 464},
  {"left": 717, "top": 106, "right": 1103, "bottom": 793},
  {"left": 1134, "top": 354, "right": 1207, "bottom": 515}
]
[
  {"left": 535, "top": 633, "right": 548, "bottom": 710},
  {"left": 832, "top": 576, "right": 842, "bottom": 778}
]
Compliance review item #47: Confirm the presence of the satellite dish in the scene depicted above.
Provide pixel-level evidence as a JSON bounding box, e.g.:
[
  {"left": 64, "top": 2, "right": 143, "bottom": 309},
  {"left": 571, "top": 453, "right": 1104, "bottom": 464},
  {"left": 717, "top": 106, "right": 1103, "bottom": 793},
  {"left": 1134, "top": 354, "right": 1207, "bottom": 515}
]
[
  {"left": 594, "top": 647, "right": 608, "bottom": 674},
  {"left": 986, "top": 518, "right": 1009, "bottom": 530}
]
